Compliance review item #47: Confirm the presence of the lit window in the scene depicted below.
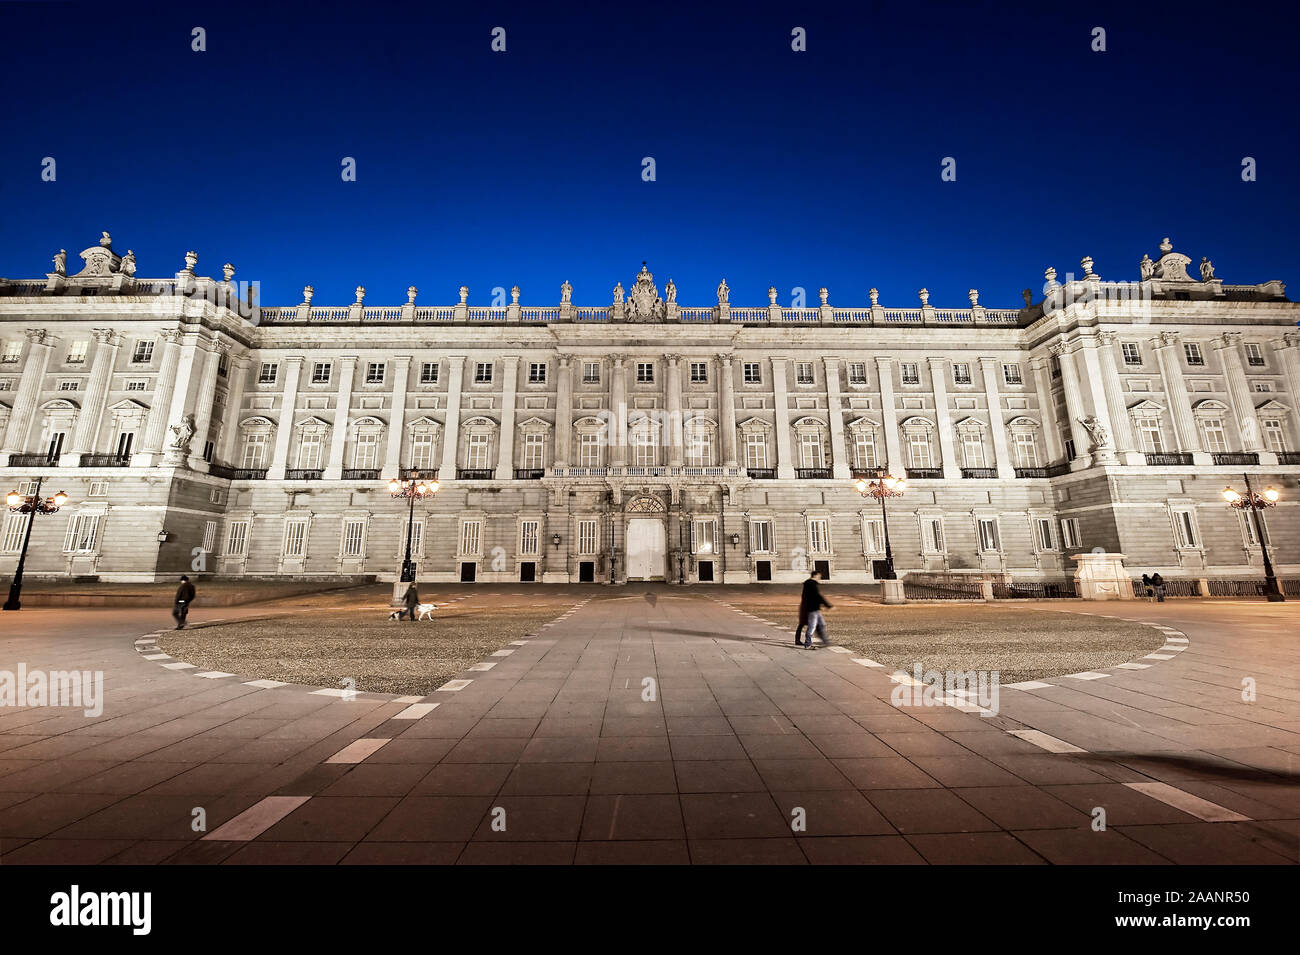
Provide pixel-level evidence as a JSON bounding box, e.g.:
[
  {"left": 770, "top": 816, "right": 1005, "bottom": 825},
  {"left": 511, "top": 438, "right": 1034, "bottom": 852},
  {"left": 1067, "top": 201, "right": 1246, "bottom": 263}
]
[
  {"left": 66, "top": 341, "right": 88, "bottom": 364},
  {"left": 131, "top": 341, "right": 154, "bottom": 363}
]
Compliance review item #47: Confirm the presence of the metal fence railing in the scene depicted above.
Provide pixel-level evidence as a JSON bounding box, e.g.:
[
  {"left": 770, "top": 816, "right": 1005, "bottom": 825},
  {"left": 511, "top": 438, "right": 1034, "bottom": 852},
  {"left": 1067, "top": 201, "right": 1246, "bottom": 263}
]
[
  {"left": 902, "top": 580, "right": 984, "bottom": 601},
  {"left": 991, "top": 580, "right": 1080, "bottom": 599}
]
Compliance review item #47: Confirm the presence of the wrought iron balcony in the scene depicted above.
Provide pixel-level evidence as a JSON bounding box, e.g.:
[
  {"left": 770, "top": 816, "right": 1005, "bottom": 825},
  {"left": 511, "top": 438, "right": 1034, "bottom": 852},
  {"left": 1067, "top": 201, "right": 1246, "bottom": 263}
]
[
  {"left": 514, "top": 468, "right": 545, "bottom": 480},
  {"left": 906, "top": 468, "right": 943, "bottom": 480},
  {"left": 457, "top": 468, "right": 493, "bottom": 480},
  {"left": 208, "top": 463, "right": 238, "bottom": 479},
  {"left": 285, "top": 468, "right": 323, "bottom": 481},
  {"left": 1211, "top": 452, "right": 1259, "bottom": 466},
  {"left": 80, "top": 454, "right": 130, "bottom": 467},
  {"left": 795, "top": 468, "right": 831, "bottom": 480},
  {"left": 7, "top": 453, "right": 59, "bottom": 467},
  {"left": 1279, "top": 452, "right": 1300, "bottom": 465},
  {"left": 226, "top": 468, "right": 267, "bottom": 480},
  {"left": 745, "top": 468, "right": 776, "bottom": 480},
  {"left": 961, "top": 467, "right": 998, "bottom": 479},
  {"left": 1014, "top": 467, "right": 1048, "bottom": 478},
  {"left": 1045, "top": 461, "right": 1073, "bottom": 477},
  {"left": 851, "top": 468, "right": 886, "bottom": 480},
  {"left": 342, "top": 468, "right": 381, "bottom": 480},
  {"left": 400, "top": 467, "right": 437, "bottom": 480},
  {"left": 1145, "top": 452, "right": 1193, "bottom": 466}
]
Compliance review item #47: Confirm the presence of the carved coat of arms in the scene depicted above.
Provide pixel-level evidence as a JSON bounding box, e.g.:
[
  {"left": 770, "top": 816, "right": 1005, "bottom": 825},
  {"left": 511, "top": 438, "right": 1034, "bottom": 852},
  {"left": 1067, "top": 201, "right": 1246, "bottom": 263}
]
[{"left": 626, "top": 263, "right": 665, "bottom": 321}]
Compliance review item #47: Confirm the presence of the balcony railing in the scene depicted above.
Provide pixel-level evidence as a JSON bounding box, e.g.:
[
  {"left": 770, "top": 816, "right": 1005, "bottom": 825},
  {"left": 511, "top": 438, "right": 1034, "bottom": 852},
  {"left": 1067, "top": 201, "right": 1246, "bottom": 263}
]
[
  {"left": 851, "top": 468, "right": 886, "bottom": 480},
  {"left": 514, "top": 468, "right": 544, "bottom": 480},
  {"left": 961, "top": 468, "right": 998, "bottom": 479},
  {"left": 1014, "top": 467, "right": 1048, "bottom": 478},
  {"left": 1045, "top": 461, "right": 1073, "bottom": 477},
  {"left": 285, "top": 468, "right": 323, "bottom": 481},
  {"left": 795, "top": 468, "right": 831, "bottom": 480},
  {"left": 80, "top": 454, "right": 130, "bottom": 468},
  {"left": 457, "top": 468, "right": 493, "bottom": 480},
  {"left": 228, "top": 468, "right": 267, "bottom": 480},
  {"left": 906, "top": 468, "right": 943, "bottom": 480},
  {"left": 342, "top": 468, "right": 381, "bottom": 480},
  {"left": 1279, "top": 452, "right": 1300, "bottom": 465},
  {"left": 745, "top": 468, "right": 777, "bottom": 480},
  {"left": 7, "top": 453, "right": 59, "bottom": 467},
  {"left": 1145, "top": 452, "right": 1193, "bottom": 466},
  {"left": 399, "top": 467, "right": 438, "bottom": 480},
  {"left": 1211, "top": 452, "right": 1259, "bottom": 466}
]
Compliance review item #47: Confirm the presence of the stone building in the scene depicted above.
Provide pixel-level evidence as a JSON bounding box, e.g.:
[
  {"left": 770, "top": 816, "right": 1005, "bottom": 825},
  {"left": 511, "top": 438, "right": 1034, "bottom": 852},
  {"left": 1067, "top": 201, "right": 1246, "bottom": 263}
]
[{"left": 1, "top": 233, "right": 1296, "bottom": 586}]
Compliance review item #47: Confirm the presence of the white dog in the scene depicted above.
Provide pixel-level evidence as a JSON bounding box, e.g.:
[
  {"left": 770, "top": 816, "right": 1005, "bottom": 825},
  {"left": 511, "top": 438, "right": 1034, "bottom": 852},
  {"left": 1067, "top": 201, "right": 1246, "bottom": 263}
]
[{"left": 388, "top": 602, "right": 439, "bottom": 621}]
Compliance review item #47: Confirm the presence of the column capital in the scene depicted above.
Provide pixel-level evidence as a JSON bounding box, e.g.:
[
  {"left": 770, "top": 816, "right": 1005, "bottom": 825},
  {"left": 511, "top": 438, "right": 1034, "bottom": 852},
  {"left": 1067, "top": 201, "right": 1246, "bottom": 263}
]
[
  {"left": 609, "top": 353, "right": 626, "bottom": 365},
  {"left": 1155, "top": 330, "right": 1182, "bottom": 348},
  {"left": 1218, "top": 331, "right": 1243, "bottom": 348},
  {"left": 24, "top": 328, "right": 50, "bottom": 345},
  {"left": 1282, "top": 331, "right": 1300, "bottom": 349},
  {"left": 1097, "top": 329, "right": 1118, "bottom": 346},
  {"left": 91, "top": 328, "right": 118, "bottom": 344},
  {"left": 556, "top": 353, "right": 573, "bottom": 366},
  {"left": 1048, "top": 341, "right": 1074, "bottom": 358},
  {"left": 160, "top": 328, "right": 184, "bottom": 345}
]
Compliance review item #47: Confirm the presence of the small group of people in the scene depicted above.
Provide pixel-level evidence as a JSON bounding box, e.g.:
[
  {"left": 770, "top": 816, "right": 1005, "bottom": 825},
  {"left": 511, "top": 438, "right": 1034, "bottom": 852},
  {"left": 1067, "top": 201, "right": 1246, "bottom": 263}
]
[
  {"left": 795, "top": 570, "right": 832, "bottom": 649},
  {"left": 1140, "top": 572, "right": 1166, "bottom": 602}
]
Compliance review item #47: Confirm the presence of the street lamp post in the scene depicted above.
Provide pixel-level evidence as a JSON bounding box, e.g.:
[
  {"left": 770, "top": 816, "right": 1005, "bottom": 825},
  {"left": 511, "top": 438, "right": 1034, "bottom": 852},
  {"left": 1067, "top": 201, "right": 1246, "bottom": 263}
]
[
  {"left": 4, "top": 479, "right": 70, "bottom": 612},
  {"left": 388, "top": 469, "right": 438, "bottom": 586},
  {"left": 854, "top": 473, "right": 907, "bottom": 580},
  {"left": 1222, "top": 474, "right": 1284, "bottom": 602}
]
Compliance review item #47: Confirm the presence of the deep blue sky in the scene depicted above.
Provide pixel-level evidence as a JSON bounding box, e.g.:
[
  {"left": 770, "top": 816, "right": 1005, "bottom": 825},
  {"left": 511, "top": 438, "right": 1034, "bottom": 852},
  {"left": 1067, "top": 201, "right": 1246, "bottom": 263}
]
[{"left": 1, "top": 0, "right": 1296, "bottom": 309}]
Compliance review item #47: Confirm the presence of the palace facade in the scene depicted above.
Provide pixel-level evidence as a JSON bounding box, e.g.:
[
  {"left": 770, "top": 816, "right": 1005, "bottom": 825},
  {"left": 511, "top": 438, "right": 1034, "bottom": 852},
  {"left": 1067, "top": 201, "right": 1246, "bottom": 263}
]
[{"left": 1, "top": 233, "right": 1297, "bottom": 586}]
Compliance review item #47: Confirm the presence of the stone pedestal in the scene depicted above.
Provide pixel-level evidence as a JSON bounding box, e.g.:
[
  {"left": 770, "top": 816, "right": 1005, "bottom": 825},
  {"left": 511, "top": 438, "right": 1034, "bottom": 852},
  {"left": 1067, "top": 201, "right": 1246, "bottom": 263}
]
[
  {"left": 881, "top": 579, "right": 906, "bottom": 605},
  {"left": 391, "top": 579, "right": 413, "bottom": 607},
  {"left": 1072, "top": 552, "right": 1130, "bottom": 600}
]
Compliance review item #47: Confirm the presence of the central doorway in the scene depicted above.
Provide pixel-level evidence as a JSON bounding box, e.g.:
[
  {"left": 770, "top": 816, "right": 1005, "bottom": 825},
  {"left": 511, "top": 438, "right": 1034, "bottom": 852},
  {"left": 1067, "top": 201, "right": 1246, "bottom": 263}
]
[{"left": 625, "top": 518, "right": 667, "bottom": 580}]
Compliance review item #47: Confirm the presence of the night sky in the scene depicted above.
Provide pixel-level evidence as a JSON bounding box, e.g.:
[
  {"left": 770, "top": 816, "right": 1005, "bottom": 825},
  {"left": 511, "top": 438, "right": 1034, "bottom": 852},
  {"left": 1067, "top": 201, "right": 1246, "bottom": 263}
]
[{"left": 1, "top": 0, "right": 1296, "bottom": 309}]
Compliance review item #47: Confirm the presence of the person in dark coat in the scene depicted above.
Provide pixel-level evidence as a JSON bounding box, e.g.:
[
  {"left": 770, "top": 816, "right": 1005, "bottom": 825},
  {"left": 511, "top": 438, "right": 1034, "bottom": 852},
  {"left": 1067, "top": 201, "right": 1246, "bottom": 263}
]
[
  {"left": 797, "top": 571, "right": 832, "bottom": 648},
  {"left": 402, "top": 581, "right": 420, "bottom": 621},
  {"left": 1141, "top": 573, "right": 1154, "bottom": 602},
  {"left": 173, "top": 575, "right": 196, "bottom": 629},
  {"left": 1151, "top": 572, "right": 1166, "bottom": 602}
]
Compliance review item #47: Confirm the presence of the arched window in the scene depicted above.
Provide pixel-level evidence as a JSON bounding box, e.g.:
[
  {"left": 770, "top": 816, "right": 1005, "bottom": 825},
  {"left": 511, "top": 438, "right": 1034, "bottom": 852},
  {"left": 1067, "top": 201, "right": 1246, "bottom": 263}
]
[
  {"left": 239, "top": 416, "right": 275, "bottom": 469},
  {"left": 900, "top": 416, "right": 937, "bottom": 469},
  {"left": 684, "top": 415, "right": 717, "bottom": 467}
]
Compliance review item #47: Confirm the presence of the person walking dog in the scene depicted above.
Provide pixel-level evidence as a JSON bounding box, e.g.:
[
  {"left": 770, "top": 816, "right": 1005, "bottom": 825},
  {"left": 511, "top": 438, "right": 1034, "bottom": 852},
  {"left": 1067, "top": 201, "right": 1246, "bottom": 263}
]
[
  {"left": 797, "top": 570, "right": 832, "bottom": 648},
  {"left": 173, "top": 575, "right": 196, "bottom": 629},
  {"left": 1151, "top": 572, "right": 1166, "bottom": 603},
  {"left": 1141, "top": 573, "right": 1154, "bottom": 602},
  {"left": 402, "top": 581, "right": 420, "bottom": 621}
]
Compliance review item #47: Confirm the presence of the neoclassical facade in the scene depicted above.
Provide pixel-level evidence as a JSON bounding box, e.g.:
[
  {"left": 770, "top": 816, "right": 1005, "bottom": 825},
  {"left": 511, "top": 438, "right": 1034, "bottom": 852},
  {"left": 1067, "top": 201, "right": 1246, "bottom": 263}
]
[{"left": 1, "top": 233, "right": 1297, "bottom": 585}]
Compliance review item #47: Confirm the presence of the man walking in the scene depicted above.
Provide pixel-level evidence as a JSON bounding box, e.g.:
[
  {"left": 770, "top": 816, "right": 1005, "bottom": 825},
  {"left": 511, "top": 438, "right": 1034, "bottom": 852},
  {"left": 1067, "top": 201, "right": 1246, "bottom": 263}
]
[
  {"left": 797, "top": 570, "right": 832, "bottom": 648},
  {"left": 401, "top": 580, "right": 420, "bottom": 621},
  {"left": 173, "top": 575, "right": 196, "bottom": 630}
]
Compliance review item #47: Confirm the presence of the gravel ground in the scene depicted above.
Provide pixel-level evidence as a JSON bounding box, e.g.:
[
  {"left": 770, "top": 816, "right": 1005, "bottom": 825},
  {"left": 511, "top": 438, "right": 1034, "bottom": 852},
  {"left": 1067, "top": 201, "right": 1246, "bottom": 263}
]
[
  {"left": 160, "top": 590, "right": 579, "bottom": 695},
  {"left": 724, "top": 597, "right": 1166, "bottom": 684}
]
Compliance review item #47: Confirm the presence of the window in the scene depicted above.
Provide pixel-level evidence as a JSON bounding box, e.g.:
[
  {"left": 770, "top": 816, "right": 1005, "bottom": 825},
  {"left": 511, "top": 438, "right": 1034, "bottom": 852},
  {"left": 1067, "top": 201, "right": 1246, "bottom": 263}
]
[
  {"left": 743, "top": 362, "right": 762, "bottom": 384},
  {"left": 907, "top": 431, "right": 932, "bottom": 469},
  {"left": 1002, "top": 363, "right": 1023, "bottom": 385},
  {"left": 750, "top": 520, "right": 774, "bottom": 553},
  {"left": 353, "top": 432, "right": 379, "bottom": 469},
  {"left": 475, "top": 362, "right": 493, "bottom": 384},
  {"left": 1244, "top": 343, "right": 1264, "bottom": 367},
  {"left": 1064, "top": 438, "right": 1076, "bottom": 461},
  {"left": 632, "top": 427, "right": 657, "bottom": 467},
  {"left": 578, "top": 519, "right": 598, "bottom": 554},
  {"left": 311, "top": 362, "right": 332, "bottom": 384},
  {"left": 1135, "top": 417, "right": 1164, "bottom": 453},
  {"left": 900, "top": 362, "right": 920, "bottom": 384},
  {"left": 1060, "top": 517, "right": 1081, "bottom": 549},
  {"left": 46, "top": 432, "right": 66, "bottom": 462},
  {"left": 404, "top": 520, "right": 424, "bottom": 557},
  {"left": 365, "top": 362, "right": 385, "bottom": 384},
  {"left": 2, "top": 514, "right": 26, "bottom": 554},
  {"left": 1121, "top": 343, "right": 1142, "bottom": 366},
  {"left": 1051, "top": 356, "right": 1062, "bottom": 378},
  {"left": 202, "top": 520, "right": 217, "bottom": 553},
  {"left": 224, "top": 521, "right": 249, "bottom": 557},
  {"left": 690, "top": 362, "right": 708, "bottom": 384},
  {"left": 1200, "top": 417, "right": 1227, "bottom": 453},
  {"left": 460, "top": 520, "right": 482, "bottom": 555},
  {"left": 686, "top": 428, "right": 714, "bottom": 467},
  {"left": 88, "top": 481, "right": 108, "bottom": 497},
  {"left": 1034, "top": 517, "right": 1054, "bottom": 551},
  {"left": 523, "top": 432, "right": 545, "bottom": 469},
  {"left": 976, "top": 517, "right": 1000, "bottom": 552},
  {"left": 131, "top": 341, "right": 154, "bottom": 363},
  {"left": 796, "top": 362, "right": 814, "bottom": 385},
  {"left": 848, "top": 362, "right": 867, "bottom": 385},
  {"left": 1013, "top": 431, "right": 1038, "bottom": 468},
  {"left": 1253, "top": 382, "right": 1273, "bottom": 393},
  {"left": 519, "top": 520, "right": 540, "bottom": 555},
  {"left": 218, "top": 355, "right": 229, "bottom": 378},
  {"left": 296, "top": 432, "right": 323, "bottom": 469},
  {"left": 66, "top": 340, "right": 88, "bottom": 364},
  {"left": 692, "top": 519, "right": 717, "bottom": 555},
  {"left": 0, "top": 380, "right": 13, "bottom": 391},
  {"left": 952, "top": 363, "right": 971, "bottom": 385},
  {"left": 1183, "top": 343, "right": 1204, "bottom": 366},
  {"left": 852, "top": 431, "right": 877, "bottom": 470},
  {"left": 1173, "top": 509, "right": 1198, "bottom": 548},
  {"left": 242, "top": 433, "right": 269, "bottom": 469},
  {"left": 582, "top": 362, "right": 600, "bottom": 384},
  {"left": 411, "top": 431, "right": 436, "bottom": 469},
  {"left": 258, "top": 362, "right": 278, "bottom": 384},
  {"left": 1, "top": 341, "right": 20, "bottom": 363},
  {"left": 579, "top": 432, "right": 602, "bottom": 468},
  {"left": 528, "top": 362, "right": 547, "bottom": 384},
  {"left": 636, "top": 362, "right": 654, "bottom": 383},
  {"left": 126, "top": 380, "right": 147, "bottom": 391},
  {"left": 745, "top": 432, "right": 767, "bottom": 470},
  {"left": 282, "top": 520, "right": 307, "bottom": 557},
  {"left": 420, "top": 362, "right": 439, "bottom": 384},
  {"left": 923, "top": 518, "right": 944, "bottom": 554},
  {"left": 808, "top": 518, "right": 831, "bottom": 554},
  {"left": 863, "top": 517, "right": 886, "bottom": 554},
  {"left": 466, "top": 432, "right": 490, "bottom": 469},
  {"left": 1262, "top": 419, "right": 1287, "bottom": 452},
  {"left": 1241, "top": 510, "right": 1269, "bottom": 547},
  {"left": 342, "top": 520, "right": 365, "bottom": 557},
  {"left": 116, "top": 432, "right": 135, "bottom": 461},
  {"left": 799, "top": 431, "right": 825, "bottom": 468},
  {"left": 58, "top": 381, "right": 79, "bottom": 392},
  {"left": 64, "top": 513, "right": 102, "bottom": 553},
  {"left": 209, "top": 488, "right": 226, "bottom": 504},
  {"left": 961, "top": 432, "right": 985, "bottom": 468}
]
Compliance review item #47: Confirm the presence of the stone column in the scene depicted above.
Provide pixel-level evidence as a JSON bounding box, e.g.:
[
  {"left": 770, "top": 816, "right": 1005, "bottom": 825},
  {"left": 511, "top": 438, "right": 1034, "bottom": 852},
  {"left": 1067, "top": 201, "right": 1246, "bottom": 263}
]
[
  {"left": 718, "top": 354, "right": 738, "bottom": 467},
  {"left": 824, "top": 356, "right": 850, "bottom": 479},
  {"left": 771, "top": 357, "right": 795, "bottom": 479},
  {"left": 140, "top": 330, "right": 183, "bottom": 460},
  {"left": 1217, "top": 332, "right": 1265, "bottom": 454},
  {"left": 496, "top": 356, "right": 519, "bottom": 479},
  {"left": 383, "top": 356, "right": 410, "bottom": 479},
  {"left": 609, "top": 355, "right": 628, "bottom": 467},
  {"left": 324, "top": 355, "right": 358, "bottom": 479},
  {"left": 554, "top": 354, "right": 573, "bottom": 468},
  {"left": 876, "top": 357, "right": 901, "bottom": 473},
  {"left": 1, "top": 329, "right": 53, "bottom": 461},
  {"left": 267, "top": 356, "right": 304, "bottom": 480},
  {"left": 217, "top": 355, "right": 249, "bottom": 466},
  {"left": 1030, "top": 357, "right": 1064, "bottom": 464},
  {"left": 1279, "top": 333, "right": 1300, "bottom": 451},
  {"left": 977, "top": 357, "right": 1016, "bottom": 479},
  {"left": 65, "top": 329, "right": 120, "bottom": 465},
  {"left": 185, "top": 337, "right": 226, "bottom": 471},
  {"left": 1050, "top": 342, "right": 1093, "bottom": 468},
  {"left": 1076, "top": 340, "right": 1119, "bottom": 465},
  {"left": 666, "top": 354, "right": 684, "bottom": 467},
  {"left": 440, "top": 356, "right": 466, "bottom": 477},
  {"left": 929, "top": 357, "right": 961, "bottom": 479},
  {"left": 1095, "top": 331, "right": 1138, "bottom": 461},
  {"left": 1152, "top": 332, "right": 1202, "bottom": 458}
]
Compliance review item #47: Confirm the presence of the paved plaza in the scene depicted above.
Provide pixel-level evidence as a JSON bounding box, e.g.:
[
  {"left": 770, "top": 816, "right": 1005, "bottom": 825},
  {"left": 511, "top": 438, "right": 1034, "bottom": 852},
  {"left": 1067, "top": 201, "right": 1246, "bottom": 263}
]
[{"left": 0, "top": 590, "right": 1296, "bottom": 865}]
